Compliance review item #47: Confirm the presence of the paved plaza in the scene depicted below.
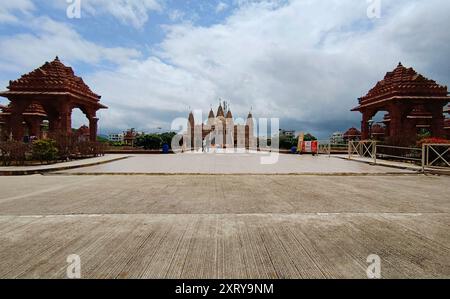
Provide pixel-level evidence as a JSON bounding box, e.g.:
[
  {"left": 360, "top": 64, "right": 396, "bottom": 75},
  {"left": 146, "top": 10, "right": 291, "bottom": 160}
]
[
  {"left": 54, "top": 153, "right": 415, "bottom": 175},
  {"left": 0, "top": 153, "right": 448, "bottom": 278}
]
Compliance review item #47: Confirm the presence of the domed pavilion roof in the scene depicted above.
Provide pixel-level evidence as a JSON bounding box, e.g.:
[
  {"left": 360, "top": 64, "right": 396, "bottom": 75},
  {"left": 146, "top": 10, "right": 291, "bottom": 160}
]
[
  {"left": 353, "top": 63, "right": 449, "bottom": 111},
  {"left": 344, "top": 127, "right": 361, "bottom": 138},
  {"left": 0, "top": 57, "right": 107, "bottom": 109}
]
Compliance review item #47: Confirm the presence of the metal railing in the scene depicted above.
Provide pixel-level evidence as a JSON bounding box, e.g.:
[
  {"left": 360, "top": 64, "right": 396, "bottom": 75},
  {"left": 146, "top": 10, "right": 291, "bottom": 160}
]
[
  {"left": 348, "top": 140, "right": 377, "bottom": 163},
  {"left": 318, "top": 141, "right": 331, "bottom": 156},
  {"left": 422, "top": 144, "right": 450, "bottom": 170},
  {"left": 346, "top": 141, "right": 450, "bottom": 172},
  {"left": 376, "top": 144, "right": 422, "bottom": 164},
  {"left": 317, "top": 141, "right": 350, "bottom": 156}
]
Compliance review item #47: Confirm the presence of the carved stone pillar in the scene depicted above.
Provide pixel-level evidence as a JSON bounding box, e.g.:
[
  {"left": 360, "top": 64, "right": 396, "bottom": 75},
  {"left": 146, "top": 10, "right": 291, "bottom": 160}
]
[
  {"left": 89, "top": 116, "right": 98, "bottom": 142},
  {"left": 388, "top": 104, "right": 402, "bottom": 139},
  {"left": 48, "top": 114, "right": 61, "bottom": 137},
  {"left": 10, "top": 101, "right": 28, "bottom": 141},
  {"left": 430, "top": 104, "right": 445, "bottom": 138},
  {"left": 360, "top": 110, "right": 373, "bottom": 140},
  {"left": 59, "top": 102, "right": 72, "bottom": 136}
]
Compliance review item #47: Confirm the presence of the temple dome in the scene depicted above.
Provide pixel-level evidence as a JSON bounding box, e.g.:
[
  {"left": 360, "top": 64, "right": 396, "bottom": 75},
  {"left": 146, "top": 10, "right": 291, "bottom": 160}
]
[
  {"left": 6, "top": 56, "right": 102, "bottom": 103},
  {"left": 344, "top": 127, "right": 361, "bottom": 139},
  {"left": 358, "top": 63, "right": 448, "bottom": 106},
  {"left": 1, "top": 102, "right": 47, "bottom": 117}
]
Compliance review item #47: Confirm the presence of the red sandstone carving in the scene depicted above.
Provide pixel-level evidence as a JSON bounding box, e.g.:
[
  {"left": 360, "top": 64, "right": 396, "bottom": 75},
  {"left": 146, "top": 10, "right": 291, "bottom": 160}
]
[
  {"left": 0, "top": 57, "right": 107, "bottom": 142},
  {"left": 352, "top": 63, "right": 450, "bottom": 142}
]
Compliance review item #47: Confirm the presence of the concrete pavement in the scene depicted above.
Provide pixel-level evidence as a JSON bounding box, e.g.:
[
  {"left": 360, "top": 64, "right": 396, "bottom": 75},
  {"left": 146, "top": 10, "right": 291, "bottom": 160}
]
[
  {"left": 53, "top": 153, "right": 416, "bottom": 175},
  {"left": 0, "top": 174, "right": 448, "bottom": 278}
]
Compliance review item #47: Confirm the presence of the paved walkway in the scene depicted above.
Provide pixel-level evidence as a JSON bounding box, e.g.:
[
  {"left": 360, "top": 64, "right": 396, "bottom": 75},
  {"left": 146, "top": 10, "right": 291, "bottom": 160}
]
[
  {"left": 0, "top": 155, "right": 129, "bottom": 175},
  {"left": 335, "top": 155, "right": 423, "bottom": 170},
  {"left": 54, "top": 153, "right": 415, "bottom": 175},
  {"left": 0, "top": 174, "right": 448, "bottom": 278}
]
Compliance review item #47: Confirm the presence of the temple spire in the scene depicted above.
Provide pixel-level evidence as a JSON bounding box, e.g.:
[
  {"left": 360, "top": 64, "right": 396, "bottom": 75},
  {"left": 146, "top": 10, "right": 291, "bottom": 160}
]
[
  {"left": 208, "top": 108, "right": 215, "bottom": 119},
  {"left": 188, "top": 110, "right": 194, "bottom": 127},
  {"left": 217, "top": 101, "right": 224, "bottom": 117}
]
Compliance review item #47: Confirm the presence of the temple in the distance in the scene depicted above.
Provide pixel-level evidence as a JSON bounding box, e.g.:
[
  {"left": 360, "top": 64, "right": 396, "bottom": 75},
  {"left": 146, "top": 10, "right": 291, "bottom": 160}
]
[{"left": 184, "top": 102, "right": 256, "bottom": 151}]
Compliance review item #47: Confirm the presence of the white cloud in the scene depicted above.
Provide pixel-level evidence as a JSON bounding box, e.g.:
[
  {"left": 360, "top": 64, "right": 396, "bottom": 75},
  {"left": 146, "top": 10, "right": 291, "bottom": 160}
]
[
  {"left": 216, "top": 2, "right": 229, "bottom": 13},
  {"left": 0, "top": 0, "right": 34, "bottom": 23},
  {"left": 88, "top": 57, "right": 217, "bottom": 131},
  {"left": 151, "top": 0, "right": 450, "bottom": 131},
  {"left": 0, "top": 17, "right": 141, "bottom": 72},
  {"left": 168, "top": 9, "right": 185, "bottom": 22},
  {"left": 69, "top": 0, "right": 450, "bottom": 134},
  {"left": 81, "top": 0, "right": 162, "bottom": 28},
  {"left": 1, "top": 0, "right": 449, "bottom": 136}
]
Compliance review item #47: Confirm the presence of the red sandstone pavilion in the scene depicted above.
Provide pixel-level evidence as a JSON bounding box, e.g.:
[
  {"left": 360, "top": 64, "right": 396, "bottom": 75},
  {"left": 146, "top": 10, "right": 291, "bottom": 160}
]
[
  {"left": 352, "top": 63, "right": 450, "bottom": 142},
  {"left": 0, "top": 57, "right": 107, "bottom": 142}
]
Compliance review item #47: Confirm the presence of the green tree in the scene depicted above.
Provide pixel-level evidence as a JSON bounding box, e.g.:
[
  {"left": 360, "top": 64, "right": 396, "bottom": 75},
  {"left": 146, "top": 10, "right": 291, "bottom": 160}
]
[
  {"left": 159, "top": 132, "right": 177, "bottom": 149},
  {"left": 97, "top": 136, "right": 109, "bottom": 143},
  {"left": 279, "top": 136, "right": 299, "bottom": 149},
  {"left": 303, "top": 133, "right": 317, "bottom": 141},
  {"left": 32, "top": 139, "right": 58, "bottom": 164},
  {"left": 417, "top": 128, "right": 431, "bottom": 141},
  {"left": 135, "top": 134, "right": 162, "bottom": 150}
]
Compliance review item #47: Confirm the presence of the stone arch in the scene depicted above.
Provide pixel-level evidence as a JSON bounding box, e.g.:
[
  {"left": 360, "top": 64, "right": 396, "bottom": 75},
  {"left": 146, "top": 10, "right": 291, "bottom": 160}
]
[
  {"left": 70, "top": 105, "right": 92, "bottom": 142},
  {"left": 369, "top": 109, "right": 389, "bottom": 140}
]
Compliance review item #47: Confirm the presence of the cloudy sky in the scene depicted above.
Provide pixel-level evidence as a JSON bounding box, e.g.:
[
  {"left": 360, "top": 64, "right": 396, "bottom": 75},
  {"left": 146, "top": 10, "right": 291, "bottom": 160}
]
[{"left": 0, "top": 0, "right": 449, "bottom": 138}]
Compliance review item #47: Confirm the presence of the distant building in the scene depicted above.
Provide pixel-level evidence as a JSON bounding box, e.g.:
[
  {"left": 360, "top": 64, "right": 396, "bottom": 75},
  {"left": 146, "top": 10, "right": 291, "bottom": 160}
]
[
  {"left": 108, "top": 133, "right": 124, "bottom": 143},
  {"left": 330, "top": 132, "right": 344, "bottom": 144},
  {"left": 184, "top": 101, "right": 256, "bottom": 150},
  {"left": 123, "top": 128, "right": 142, "bottom": 146},
  {"left": 370, "top": 124, "right": 386, "bottom": 141},
  {"left": 279, "top": 130, "right": 296, "bottom": 138},
  {"left": 74, "top": 125, "right": 90, "bottom": 142},
  {"left": 343, "top": 127, "right": 361, "bottom": 142}
]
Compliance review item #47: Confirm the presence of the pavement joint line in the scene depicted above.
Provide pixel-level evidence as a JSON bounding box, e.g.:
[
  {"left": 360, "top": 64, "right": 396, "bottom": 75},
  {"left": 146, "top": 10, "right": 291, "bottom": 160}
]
[
  {"left": 45, "top": 172, "right": 423, "bottom": 176},
  {"left": 1, "top": 212, "right": 446, "bottom": 218}
]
